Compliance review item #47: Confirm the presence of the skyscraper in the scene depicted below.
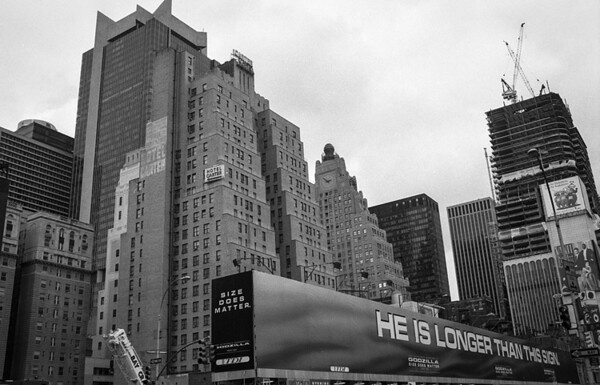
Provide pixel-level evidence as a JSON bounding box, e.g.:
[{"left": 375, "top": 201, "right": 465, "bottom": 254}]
[
  {"left": 487, "top": 92, "right": 599, "bottom": 261},
  {"left": 0, "top": 120, "right": 73, "bottom": 217},
  {"left": 447, "top": 197, "right": 506, "bottom": 318},
  {"left": 370, "top": 194, "right": 449, "bottom": 302},
  {"left": 316, "top": 144, "right": 409, "bottom": 301},
  {"left": 486, "top": 91, "right": 600, "bottom": 335},
  {"left": 75, "top": 2, "right": 328, "bottom": 382},
  {"left": 70, "top": 0, "right": 208, "bottom": 270}
]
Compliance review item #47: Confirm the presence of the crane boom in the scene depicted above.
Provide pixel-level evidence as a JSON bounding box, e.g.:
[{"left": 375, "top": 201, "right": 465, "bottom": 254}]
[
  {"left": 501, "top": 23, "right": 535, "bottom": 102},
  {"left": 505, "top": 41, "right": 535, "bottom": 99},
  {"left": 105, "top": 329, "right": 149, "bottom": 384},
  {"left": 512, "top": 23, "right": 525, "bottom": 90}
]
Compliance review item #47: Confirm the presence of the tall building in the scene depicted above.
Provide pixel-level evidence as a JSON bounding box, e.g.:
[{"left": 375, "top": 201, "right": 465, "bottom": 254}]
[
  {"left": 447, "top": 197, "right": 507, "bottom": 318},
  {"left": 315, "top": 144, "right": 409, "bottom": 301},
  {"left": 487, "top": 92, "right": 599, "bottom": 261},
  {"left": 74, "top": 3, "right": 309, "bottom": 382},
  {"left": 0, "top": 120, "right": 73, "bottom": 217},
  {"left": 257, "top": 111, "right": 335, "bottom": 288},
  {"left": 486, "top": 92, "right": 600, "bottom": 335},
  {"left": 69, "top": 0, "right": 208, "bottom": 271},
  {"left": 370, "top": 194, "right": 449, "bottom": 302},
  {"left": 10, "top": 212, "right": 93, "bottom": 384}
]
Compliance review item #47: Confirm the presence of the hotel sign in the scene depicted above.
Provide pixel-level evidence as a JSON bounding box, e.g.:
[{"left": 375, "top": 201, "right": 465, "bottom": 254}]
[{"left": 204, "top": 165, "right": 225, "bottom": 183}]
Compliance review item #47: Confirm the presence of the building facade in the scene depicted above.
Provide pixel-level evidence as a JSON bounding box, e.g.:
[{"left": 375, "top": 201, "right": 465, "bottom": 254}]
[
  {"left": 0, "top": 202, "right": 20, "bottom": 379},
  {"left": 0, "top": 120, "right": 73, "bottom": 217},
  {"left": 10, "top": 212, "right": 93, "bottom": 384},
  {"left": 447, "top": 197, "right": 507, "bottom": 318},
  {"left": 370, "top": 193, "right": 449, "bottom": 302},
  {"left": 257, "top": 111, "right": 335, "bottom": 288},
  {"left": 315, "top": 144, "right": 409, "bottom": 301}
]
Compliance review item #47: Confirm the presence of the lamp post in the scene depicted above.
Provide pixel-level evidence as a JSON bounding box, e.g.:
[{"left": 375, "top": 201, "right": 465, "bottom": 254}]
[
  {"left": 304, "top": 261, "right": 341, "bottom": 283},
  {"left": 233, "top": 256, "right": 276, "bottom": 274},
  {"left": 527, "top": 148, "right": 567, "bottom": 288},
  {"left": 529, "top": 148, "right": 593, "bottom": 383},
  {"left": 336, "top": 271, "right": 369, "bottom": 297},
  {"left": 155, "top": 275, "right": 190, "bottom": 377}
]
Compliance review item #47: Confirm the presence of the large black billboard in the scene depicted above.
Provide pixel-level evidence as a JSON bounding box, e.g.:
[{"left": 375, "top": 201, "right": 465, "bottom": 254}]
[
  {"left": 211, "top": 271, "right": 254, "bottom": 373},
  {"left": 212, "top": 271, "right": 579, "bottom": 384}
]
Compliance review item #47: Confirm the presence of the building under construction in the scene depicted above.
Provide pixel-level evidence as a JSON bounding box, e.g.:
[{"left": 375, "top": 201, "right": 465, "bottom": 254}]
[{"left": 487, "top": 91, "right": 599, "bottom": 261}]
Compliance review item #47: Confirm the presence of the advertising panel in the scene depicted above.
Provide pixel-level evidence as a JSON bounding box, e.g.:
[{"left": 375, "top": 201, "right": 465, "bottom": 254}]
[
  {"left": 246, "top": 272, "right": 579, "bottom": 384},
  {"left": 211, "top": 272, "right": 254, "bottom": 373},
  {"left": 571, "top": 240, "right": 600, "bottom": 293},
  {"left": 540, "top": 176, "right": 589, "bottom": 219}
]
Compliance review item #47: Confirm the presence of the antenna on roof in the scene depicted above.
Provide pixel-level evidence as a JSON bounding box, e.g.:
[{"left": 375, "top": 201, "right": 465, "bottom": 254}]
[{"left": 484, "top": 148, "right": 496, "bottom": 202}]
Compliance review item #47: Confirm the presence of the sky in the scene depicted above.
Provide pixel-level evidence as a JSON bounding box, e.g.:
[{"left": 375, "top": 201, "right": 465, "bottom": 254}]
[{"left": 2, "top": 0, "right": 599, "bottom": 300}]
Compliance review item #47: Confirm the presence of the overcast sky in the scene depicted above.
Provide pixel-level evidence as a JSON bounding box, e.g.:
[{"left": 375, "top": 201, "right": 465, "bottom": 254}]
[{"left": 2, "top": 1, "right": 599, "bottom": 299}]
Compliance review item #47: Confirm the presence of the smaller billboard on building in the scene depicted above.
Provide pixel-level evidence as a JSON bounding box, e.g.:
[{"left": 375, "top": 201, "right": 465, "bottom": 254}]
[
  {"left": 540, "top": 175, "right": 590, "bottom": 219},
  {"left": 204, "top": 165, "right": 225, "bottom": 183},
  {"left": 572, "top": 240, "right": 600, "bottom": 293}
]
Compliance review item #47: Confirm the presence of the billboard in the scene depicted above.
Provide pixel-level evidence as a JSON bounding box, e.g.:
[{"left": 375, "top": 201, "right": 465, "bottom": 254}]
[
  {"left": 211, "top": 272, "right": 254, "bottom": 372},
  {"left": 540, "top": 176, "right": 590, "bottom": 219},
  {"left": 212, "top": 271, "right": 579, "bottom": 384},
  {"left": 573, "top": 240, "right": 600, "bottom": 292},
  {"left": 204, "top": 165, "right": 225, "bottom": 183}
]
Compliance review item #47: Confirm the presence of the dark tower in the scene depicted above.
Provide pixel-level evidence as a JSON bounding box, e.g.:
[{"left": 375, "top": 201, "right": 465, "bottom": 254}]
[{"left": 370, "top": 194, "right": 449, "bottom": 302}]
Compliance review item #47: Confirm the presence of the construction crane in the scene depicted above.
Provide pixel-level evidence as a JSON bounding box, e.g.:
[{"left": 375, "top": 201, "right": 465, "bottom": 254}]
[{"left": 501, "top": 23, "right": 535, "bottom": 103}]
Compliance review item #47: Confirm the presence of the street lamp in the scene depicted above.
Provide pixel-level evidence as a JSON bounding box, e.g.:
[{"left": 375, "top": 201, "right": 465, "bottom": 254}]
[
  {"left": 336, "top": 271, "right": 369, "bottom": 297},
  {"left": 233, "top": 256, "right": 276, "bottom": 274},
  {"left": 155, "top": 275, "right": 190, "bottom": 377},
  {"left": 527, "top": 148, "right": 567, "bottom": 288},
  {"left": 304, "top": 261, "right": 341, "bottom": 283}
]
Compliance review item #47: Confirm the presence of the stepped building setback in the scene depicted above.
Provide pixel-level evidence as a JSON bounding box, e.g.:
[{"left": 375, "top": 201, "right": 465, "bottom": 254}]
[
  {"left": 257, "top": 112, "right": 335, "bottom": 287},
  {"left": 316, "top": 144, "right": 409, "bottom": 301}
]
